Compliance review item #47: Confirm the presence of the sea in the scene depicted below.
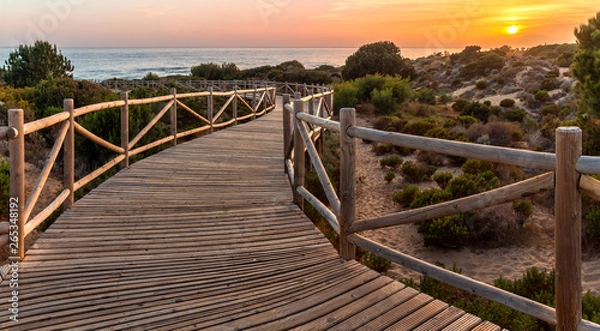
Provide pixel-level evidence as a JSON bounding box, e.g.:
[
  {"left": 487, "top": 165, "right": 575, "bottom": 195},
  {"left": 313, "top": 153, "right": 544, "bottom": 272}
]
[{"left": 0, "top": 47, "right": 462, "bottom": 81}]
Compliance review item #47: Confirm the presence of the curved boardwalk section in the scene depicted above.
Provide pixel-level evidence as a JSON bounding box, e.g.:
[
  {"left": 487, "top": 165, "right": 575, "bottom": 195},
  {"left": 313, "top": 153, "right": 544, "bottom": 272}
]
[{"left": 0, "top": 108, "right": 500, "bottom": 330}]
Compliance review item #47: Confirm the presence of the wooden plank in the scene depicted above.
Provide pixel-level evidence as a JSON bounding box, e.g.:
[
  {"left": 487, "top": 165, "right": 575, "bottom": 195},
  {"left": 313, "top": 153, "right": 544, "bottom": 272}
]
[
  {"left": 387, "top": 299, "right": 449, "bottom": 330},
  {"left": 413, "top": 306, "right": 466, "bottom": 331},
  {"left": 441, "top": 313, "right": 483, "bottom": 331}
]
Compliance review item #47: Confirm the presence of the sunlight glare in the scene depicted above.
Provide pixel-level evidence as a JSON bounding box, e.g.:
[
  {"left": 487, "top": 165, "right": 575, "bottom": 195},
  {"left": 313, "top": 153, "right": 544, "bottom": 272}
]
[{"left": 508, "top": 25, "right": 519, "bottom": 34}]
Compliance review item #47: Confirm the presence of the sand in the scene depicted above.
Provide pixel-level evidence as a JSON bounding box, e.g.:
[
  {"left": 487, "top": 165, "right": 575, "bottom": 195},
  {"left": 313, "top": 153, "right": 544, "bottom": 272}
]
[{"left": 354, "top": 117, "right": 600, "bottom": 294}]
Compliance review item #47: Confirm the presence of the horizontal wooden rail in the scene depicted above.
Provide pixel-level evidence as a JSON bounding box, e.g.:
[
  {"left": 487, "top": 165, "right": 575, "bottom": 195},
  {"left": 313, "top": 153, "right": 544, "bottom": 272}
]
[
  {"left": 350, "top": 172, "right": 555, "bottom": 233},
  {"left": 0, "top": 126, "right": 17, "bottom": 140},
  {"left": 348, "top": 126, "right": 556, "bottom": 170},
  {"left": 130, "top": 136, "right": 175, "bottom": 157},
  {"left": 296, "top": 113, "right": 340, "bottom": 133},
  {"left": 348, "top": 234, "right": 559, "bottom": 325},
  {"left": 74, "top": 100, "right": 127, "bottom": 117},
  {"left": 576, "top": 156, "right": 600, "bottom": 175},
  {"left": 580, "top": 175, "right": 600, "bottom": 201},
  {"left": 23, "top": 111, "right": 70, "bottom": 135}
]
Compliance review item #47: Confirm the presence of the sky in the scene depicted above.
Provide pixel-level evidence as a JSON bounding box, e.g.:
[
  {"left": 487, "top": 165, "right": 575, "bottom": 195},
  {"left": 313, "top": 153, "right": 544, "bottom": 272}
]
[{"left": 0, "top": 0, "right": 597, "bottom": 49}]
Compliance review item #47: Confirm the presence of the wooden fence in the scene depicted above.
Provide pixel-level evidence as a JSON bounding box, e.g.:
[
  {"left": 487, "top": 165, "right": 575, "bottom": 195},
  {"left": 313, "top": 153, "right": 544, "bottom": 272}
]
[
  {"left": 0, "top": 81, "right": 278, "bottom": 261},
  {"left": 283, "top": 95, "right": 600, "bottom": 330}
]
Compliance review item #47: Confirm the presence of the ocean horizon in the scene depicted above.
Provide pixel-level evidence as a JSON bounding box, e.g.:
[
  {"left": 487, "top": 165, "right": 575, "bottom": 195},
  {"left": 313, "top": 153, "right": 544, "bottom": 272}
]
[{"left": 0, "top": 47, "right": 462, "bottom": 81}]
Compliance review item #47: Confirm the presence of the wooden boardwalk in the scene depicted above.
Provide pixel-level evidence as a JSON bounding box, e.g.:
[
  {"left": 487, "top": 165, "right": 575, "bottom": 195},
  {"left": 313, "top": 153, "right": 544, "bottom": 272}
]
[{"left": 0, "top": 107, "right": 502, "bottom": 330}]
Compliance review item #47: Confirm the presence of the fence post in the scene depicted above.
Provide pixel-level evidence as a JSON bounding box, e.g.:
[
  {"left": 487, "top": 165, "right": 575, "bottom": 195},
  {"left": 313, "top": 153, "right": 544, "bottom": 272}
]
[
  {"left": 308, "top": 88, "right": 314, "bottom": 115},
  {"left": 253, "top": 84, "right": 258, "bottom": 119},
  {"left": 233, "top": 86, "right": 238, "bottom": 126},
  {"left": 293, "top": 92, "right": 305, "bottom": 210},
  {"left": 170, "top": 88, "right": 177, "bottom": 146},
  {"left": 339, "top": 108, "right": 357, "bottom": 260},
  {"left": 120, "top": 92, "right": 129, "bottom": 169},
  {"left": 208, "top": 85, "right": 214, "bottom": 134},
  {"left": 64, "top": 99, "right": 75, "bottom": 210},
  {"left": 8, "top": 109, "right": 25, "bottom": 261},
  {"left": 554, "top": 127, "right": 582, "bottom": 331},
  {"left": 283, "top": 94, "right": 291, "bottom": 172}
]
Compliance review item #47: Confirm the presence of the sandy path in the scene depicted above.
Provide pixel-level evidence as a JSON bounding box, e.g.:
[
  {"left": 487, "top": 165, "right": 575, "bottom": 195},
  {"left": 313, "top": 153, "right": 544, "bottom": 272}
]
[{"left": 354, "top": 122, "right": 600, "bottom": 294}]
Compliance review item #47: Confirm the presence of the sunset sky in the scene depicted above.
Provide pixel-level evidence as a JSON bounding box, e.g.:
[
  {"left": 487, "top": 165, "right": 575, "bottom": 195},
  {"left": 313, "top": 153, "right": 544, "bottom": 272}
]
[{"left": 0, "top": 0, "right": 596, "bottom": 49}]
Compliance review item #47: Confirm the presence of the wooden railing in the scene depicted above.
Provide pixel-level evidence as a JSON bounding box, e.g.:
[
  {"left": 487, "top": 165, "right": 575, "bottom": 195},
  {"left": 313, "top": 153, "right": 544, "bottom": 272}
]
[
  {"left": 0, "top": 81, "right": 278, "bottom": 262},
  {"left": 283, "top": 99, "right": 600, "bottom": 330}
]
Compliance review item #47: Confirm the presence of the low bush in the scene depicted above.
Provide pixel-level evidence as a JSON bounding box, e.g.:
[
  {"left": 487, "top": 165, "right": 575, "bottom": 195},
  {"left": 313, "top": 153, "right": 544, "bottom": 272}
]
[
  {"left": 466, "top": 121, "right": 522, "bottom": 147},
  {"left": 534, "top": 89, "right": 551, "bottom": 102},
  {"left": 410, "top": 188, "right": 452, "bottom": 209},
  {"left": 460, "top": 101, "right": 492, "bottom": 123},
  {"left": 500, "top": 98, "right": 516, "bottom": 108},
  {"left": 380, "top": 155, "right": 403, "bottom": 168},
  {"left": 371, "top": 88, "right": 397, "bottom": 115},
  {"left": 384, "top": 171, "right": 396, "bottom": 183},
  {"left": 373, "top": 115, "right": 406, "bottom": 132},
  {"left": 416, "top": 150, "right": 445, "bottom": 166},
  {"left": 393, "top": 185, "right": 420, "bottom": 207},
  {"left": 503, "top": 108, "right": 526, "bottom": 122},
  {"left": 401, "top": 161, "right": 437, "bottom": 183},
  {"left": 433, "top": 172, "right": 453, "bottom": 189},
  {"left": 418, "top": 214, "right": 469, "bottom": 247},
  {"left": 360, "top": 251, "right": 392, "bottom": 274},
  {"left": 333, "top": 81, "right": 359, "bottom": 112},
  {"left": 401, "top": 119, "right": 437, "bottom": 136},
  {"left": 475, "top": 80, "right": 487, "bottom": 89},
  {"left": 373, "top": 143, "right": 395, "bottom": 155},
  {"left": 462, "top": 159, "right": 495, "bottom": 175}
]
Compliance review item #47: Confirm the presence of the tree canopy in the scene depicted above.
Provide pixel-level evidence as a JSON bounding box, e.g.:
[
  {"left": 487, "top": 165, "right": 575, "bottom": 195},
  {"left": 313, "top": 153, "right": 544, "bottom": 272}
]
[
  {"left": 572, "top": 12, "right": 600, "bottom": 115},
  {"left": 342, "top": 41, "right": 415, "bottom": 80},
  {"left": 3, "top": 40, "right": 74, "bottom": 88}
]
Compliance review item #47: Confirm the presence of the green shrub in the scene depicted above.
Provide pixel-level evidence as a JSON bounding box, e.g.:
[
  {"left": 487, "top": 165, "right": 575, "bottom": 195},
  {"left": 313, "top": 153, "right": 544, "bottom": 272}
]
[
  {"left": 355, "top": 74, "right": 386, "bottom": 101},
  {"left": 433, "top": 172, "right": 453, "bottom": 189},
  {"left": 540, "top": 104, "right": 560, "bottom": 117},
  {"left": 382, "top": 77, "right": 411, "bottom": 105},
  {"left": 410, "top": 188, "right": 453, "bottom": 208},
  {"left": 401, "top": 161, "right": 436, "bottom": 183},
  {"left": 461, "top": 101, "right": 492, "bottom": 123},
  {"left": 371, "top": 88, "right": 396, "bottom": 115},
  {"left": 333, "top": 81, "right": 359, "bottom": 112},
  {"left": 534, "top": 89, "right": 551, "bottom": 102},
  {"left": 513, "top": 200, "right": 533, "bottom": 218},
  {"left": 384, "top": 171, "right": 396, "bottom": 183},
  {"left": 360, "top": 251, "right": 392, "bottom": 274},
  {"left": 373, "top": 115, "right": 406, "bottom": 132},
  {"left": 475, "top": 80, "right": 487, "bottom": 89},
  {"left": 414, "top": 88, "right": 436, "bottom": 105},
  {"left": 462, "top": 159, "right": 494, "bottom": 174},
  {"left": 401, "top": 119, "right": 436, "bottom": 136},
  {"left": 380, "top": 155, "right": 403, "bottom": 168},
  {"left": 373, "top": 143, "right": 395, "bottom": 155},
  {"left": 500, "top": 98, "right": 516, "bottom": 108},
  {"left": 394, "top": 185, "right": 420, "bottom": 207},
  {"left": 585, "top": 206, "right": 600, "bottom": 244},
  {"left": 447, "top": 171, "right": 499, "bottom": 199},
  {"left": 418, "top": 214, "right": 469, "bottom": 247},
  {"left": 452, "top": 98, "right": 470, "bottom": 113},
  {"left": 503, "top": 108, "right": 526, "bottom": 122}
]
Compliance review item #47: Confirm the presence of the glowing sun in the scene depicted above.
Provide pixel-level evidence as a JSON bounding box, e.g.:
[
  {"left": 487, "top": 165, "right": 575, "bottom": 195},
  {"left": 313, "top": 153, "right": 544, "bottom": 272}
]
[{"left": 507, "top": 25, "right": 519, "bottom": 34}]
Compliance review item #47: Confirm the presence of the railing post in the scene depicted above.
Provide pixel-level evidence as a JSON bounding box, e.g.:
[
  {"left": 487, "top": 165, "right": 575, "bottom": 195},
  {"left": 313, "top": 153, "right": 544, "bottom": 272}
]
[
  {"left": 283, "top": 93, "right": 291, "bottom": 172},
  {"left": 64, "top": 99, "right": 75, "bottom": 210},
  {"left": 252, "top": 84, "right": 258, "bottom": 119},
  {"left": 120, "top": 92, "right": 129, "bottom": 169},
  {"left": 170, "top": 88, "right": 177, "bottom": 146},
  {"left": 340, "top": 108, "right": 357, "bottom": 260},
  {"left": 8, "top": 109, "right": 25, "bottom": 261},
  {"left": 293, "top": 92, "right": 305, "bottom": 210},
  {"left": 208, "top": 85, "right": 214, "bottom": 134},
  {"left": 308, "top": 88, "right": 314, "bottom": 115},
  {"left": 233, "top": 86, "right": 238, "bottom": 126},
  {"left": 554, "top": 127, "right": 582, "bottom": 331}
]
